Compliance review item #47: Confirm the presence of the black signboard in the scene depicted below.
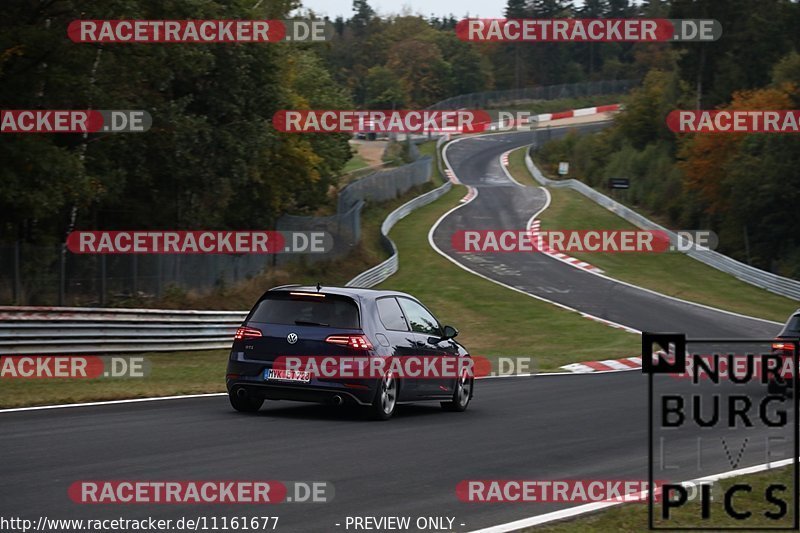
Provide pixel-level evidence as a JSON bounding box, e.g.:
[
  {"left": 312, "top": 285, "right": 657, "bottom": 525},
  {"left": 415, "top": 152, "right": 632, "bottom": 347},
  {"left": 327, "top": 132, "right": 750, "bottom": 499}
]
[{"left": 609, "top": 178, "right": 630, "bottom": 189}]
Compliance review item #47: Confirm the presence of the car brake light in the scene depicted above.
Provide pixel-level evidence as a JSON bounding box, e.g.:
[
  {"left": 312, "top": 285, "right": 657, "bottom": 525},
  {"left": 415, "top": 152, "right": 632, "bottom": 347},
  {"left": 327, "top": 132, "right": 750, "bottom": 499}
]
[
  {"left": 325, "top": 334, "right": 373, "bottom": 350},
  {"left": 234, "top": 326, "right": 262, "bottom": 340},
  {"left": 773, "top": 342, "right": 795, "bottom": 351}
]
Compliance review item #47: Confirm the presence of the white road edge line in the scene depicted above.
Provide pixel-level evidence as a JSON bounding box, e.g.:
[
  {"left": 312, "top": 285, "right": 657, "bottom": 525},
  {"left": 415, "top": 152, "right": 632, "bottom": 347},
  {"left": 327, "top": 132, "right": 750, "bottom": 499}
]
[
  {"left": 0, "top": 369, "right": 639, "bottom": 414},
  {"left": 0, "top": 392, "right": 227, "bottom": 413},
  {"left": 466, "top": 458, "right": 796, "bottom": 532},
  {"left": 498, "top": 149, "right": 526, "bottom": 188}
]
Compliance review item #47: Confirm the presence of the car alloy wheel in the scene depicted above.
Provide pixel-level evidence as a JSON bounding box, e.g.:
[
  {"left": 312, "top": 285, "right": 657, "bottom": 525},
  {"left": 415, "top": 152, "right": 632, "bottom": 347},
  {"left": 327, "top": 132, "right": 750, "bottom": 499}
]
[{"left": 380, "top": 371, "right": 397, "bottom": 415}]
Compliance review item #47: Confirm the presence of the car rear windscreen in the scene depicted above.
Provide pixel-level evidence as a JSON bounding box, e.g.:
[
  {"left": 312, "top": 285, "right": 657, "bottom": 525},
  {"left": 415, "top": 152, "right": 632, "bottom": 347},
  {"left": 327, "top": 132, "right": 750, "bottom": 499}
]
[
  {"left": 249, "top": 293, "right": 360, "bottom": 329},
  {"left": 781, "top": 315, "right": 800, "bottom": 336}
]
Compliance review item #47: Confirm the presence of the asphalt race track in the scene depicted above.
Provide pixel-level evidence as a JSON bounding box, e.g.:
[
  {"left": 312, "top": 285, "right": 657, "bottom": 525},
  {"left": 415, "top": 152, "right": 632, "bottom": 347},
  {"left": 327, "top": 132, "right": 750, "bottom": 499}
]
[
  {"left": 2, "top": 374, "right": 793, "bottom": 532},
  {"left": 0, "top": 125, "right": 791, "bottom": 533}
]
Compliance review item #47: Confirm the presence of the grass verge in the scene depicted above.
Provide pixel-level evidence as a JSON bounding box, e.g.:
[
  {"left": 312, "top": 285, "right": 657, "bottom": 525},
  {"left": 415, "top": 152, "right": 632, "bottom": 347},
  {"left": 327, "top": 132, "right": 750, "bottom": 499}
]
[
  {"left": 0, "top": 350, "right": 228, "bottom": 409},
  {"left": 507, "top": 147, "right": 798, "bottom": 323},
  {"left": 530, "top": 465, "right": 794, "bottom": 531}
]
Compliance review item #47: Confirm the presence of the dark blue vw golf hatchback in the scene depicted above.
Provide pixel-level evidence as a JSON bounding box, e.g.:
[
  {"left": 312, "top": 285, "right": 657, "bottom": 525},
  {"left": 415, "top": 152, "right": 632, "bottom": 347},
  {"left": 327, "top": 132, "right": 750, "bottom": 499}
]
[{"left": 226, "top": 285, "right": 473, "bottom": 420}]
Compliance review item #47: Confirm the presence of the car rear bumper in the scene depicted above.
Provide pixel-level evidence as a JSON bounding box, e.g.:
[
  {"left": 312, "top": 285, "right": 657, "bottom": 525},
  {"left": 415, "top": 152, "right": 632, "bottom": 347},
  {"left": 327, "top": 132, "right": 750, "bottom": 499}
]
[
  {"left": 227, "top": 380, "right": 374, "bottom": 406},
  {"left": 226, "top": 358, "right": 377, "bottom": 406}
]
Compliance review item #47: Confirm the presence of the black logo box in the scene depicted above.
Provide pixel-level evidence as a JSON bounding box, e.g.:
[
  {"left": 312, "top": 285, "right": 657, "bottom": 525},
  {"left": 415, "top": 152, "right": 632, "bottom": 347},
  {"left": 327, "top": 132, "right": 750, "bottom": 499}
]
[{"left": 643, "top": 332, "right": 800, "bottom": 530}]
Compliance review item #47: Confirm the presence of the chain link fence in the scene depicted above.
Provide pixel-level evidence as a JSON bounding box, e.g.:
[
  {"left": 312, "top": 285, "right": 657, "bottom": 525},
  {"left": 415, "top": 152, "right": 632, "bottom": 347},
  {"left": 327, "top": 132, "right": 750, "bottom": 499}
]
[
  {"left": 337, "top": 156, "right": 432, "bottom": 214},
  {"left": 0, "top": 243, "right": 282, "bottom": 307},
  {"left": 427, "top": 79, "right": 637, "bottom": 110},
  {"left": 275, "top": 199, "right": 363, "bottom": 266},
  {"left": 1, "top": 141, "right": 435, "bottom": 305}
]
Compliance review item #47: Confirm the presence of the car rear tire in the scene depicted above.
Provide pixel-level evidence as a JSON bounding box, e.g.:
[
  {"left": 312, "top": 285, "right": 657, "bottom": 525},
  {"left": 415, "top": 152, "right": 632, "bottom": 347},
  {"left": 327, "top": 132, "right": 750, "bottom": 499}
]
[
  {"left": 370, "top": 371, "right": 397, "bottom": 420},
  {"left": 441, "top": 368, "right": 473, "bottom": 412},
  {"left": 229, "top": 390, "right": 264, "bottom": 413}
]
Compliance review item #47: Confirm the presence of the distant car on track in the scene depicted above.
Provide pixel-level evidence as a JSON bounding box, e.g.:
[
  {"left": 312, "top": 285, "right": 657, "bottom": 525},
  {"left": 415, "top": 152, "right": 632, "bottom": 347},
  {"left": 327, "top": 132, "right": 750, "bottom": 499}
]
[
  {"left": 770, "top": 309, "right": 800, "bottom": 395},
  {"left": 226, "top": 285, "right": 473, "bottom": 420}
]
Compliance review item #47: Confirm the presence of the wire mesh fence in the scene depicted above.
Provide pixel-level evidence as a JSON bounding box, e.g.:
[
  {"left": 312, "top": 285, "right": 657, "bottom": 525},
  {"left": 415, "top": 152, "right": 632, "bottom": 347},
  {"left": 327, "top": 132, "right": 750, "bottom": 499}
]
[
  {"left": 0, "top": 243, "right": 284, "bottom": 307},
  {"left": 1, "top": 142, "right": 434, "bottom": 305},
  {"left": 337, "top": 156, "right": 432, "bottom": 214},
  {"left": 427, "top": 79, "right": 638, "bottom": 110},
  {"left": 275, "top": 199, "right": 364, "bottom": 266}
]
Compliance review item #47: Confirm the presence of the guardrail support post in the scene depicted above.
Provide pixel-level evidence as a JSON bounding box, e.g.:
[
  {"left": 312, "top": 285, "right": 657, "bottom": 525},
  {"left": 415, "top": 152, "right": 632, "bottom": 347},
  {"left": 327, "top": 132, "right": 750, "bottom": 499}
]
[
  {"left": 100, "top": 255, "right": 107, "bottom": 307},
  {"left": 13, "top": 241, "right": 21, "bottom": 305},
  {"left": 59, "top": 244, "right": 66, "bottom": 306},
  {"left": 157, "top": 255, "right": 163, "bottom": 298},
  {"left": 132, "top": 254, "right": 138, "bottom": 296}
]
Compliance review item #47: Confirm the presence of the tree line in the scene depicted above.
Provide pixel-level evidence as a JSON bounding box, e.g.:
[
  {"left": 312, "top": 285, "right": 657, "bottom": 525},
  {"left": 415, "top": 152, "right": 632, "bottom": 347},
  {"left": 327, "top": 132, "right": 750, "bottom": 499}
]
[
  {"left": 1, "top": 0, "right": 352, "bottom": 248},
  {"left": 5, "top": 0, "right": 795, "bottom": 264}
]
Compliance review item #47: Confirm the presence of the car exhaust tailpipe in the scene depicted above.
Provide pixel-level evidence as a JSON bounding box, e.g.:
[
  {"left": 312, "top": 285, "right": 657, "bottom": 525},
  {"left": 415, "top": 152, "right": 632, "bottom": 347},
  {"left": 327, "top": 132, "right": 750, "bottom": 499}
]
[
  {"left": 236, "top": 388, "right": 248, "bottom": 399},
  {"left": 332, "top": 395, "right": 344, "bottom": 406}
]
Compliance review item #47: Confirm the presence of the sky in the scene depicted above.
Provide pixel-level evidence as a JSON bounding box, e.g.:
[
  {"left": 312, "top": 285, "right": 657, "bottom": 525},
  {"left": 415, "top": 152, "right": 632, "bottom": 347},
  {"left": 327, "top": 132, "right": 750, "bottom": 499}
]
[{"left": 296, "top": 0, "right": 506, "bottom": 19}]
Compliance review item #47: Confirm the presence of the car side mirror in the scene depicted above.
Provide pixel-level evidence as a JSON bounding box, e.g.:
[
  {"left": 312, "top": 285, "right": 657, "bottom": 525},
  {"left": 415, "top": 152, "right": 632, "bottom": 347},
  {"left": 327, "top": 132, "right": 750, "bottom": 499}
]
[{"left": 443, "top": 325, "right": 458, "bottom": 339}]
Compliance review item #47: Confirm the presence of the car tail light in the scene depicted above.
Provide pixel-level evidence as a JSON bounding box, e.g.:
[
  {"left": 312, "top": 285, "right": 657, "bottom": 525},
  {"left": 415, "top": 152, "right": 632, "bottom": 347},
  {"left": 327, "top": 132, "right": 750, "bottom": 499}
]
[
  {"left": 773, "top": 342, "right": 795, "bottom": 352},
  {"left": 234, "top": 326, "right": 262, "bottom": 340},
  {"left": 325, "top": 334, "right": 373, "bottom": 350}
]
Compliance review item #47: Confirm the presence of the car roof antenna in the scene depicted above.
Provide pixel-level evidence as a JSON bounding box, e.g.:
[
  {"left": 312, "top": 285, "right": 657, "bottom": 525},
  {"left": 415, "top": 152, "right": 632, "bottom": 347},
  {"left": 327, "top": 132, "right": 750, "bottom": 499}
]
[{"left": 316, "top": 282, "right": 321, "bottom": 293}]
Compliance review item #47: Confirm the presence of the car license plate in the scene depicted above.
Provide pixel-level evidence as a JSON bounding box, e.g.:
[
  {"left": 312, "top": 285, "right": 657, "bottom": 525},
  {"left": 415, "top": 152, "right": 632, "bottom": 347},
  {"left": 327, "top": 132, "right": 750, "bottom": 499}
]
[{"left": 264, "top": 368, "right": 311, "bottom": 383}]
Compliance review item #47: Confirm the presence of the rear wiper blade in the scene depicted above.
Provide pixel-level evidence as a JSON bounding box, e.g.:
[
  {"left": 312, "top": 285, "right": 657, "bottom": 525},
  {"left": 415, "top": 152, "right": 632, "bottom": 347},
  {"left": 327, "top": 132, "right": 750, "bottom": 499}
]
[{"left": 295, "top": 320, "right": 329, "bottom": 327}]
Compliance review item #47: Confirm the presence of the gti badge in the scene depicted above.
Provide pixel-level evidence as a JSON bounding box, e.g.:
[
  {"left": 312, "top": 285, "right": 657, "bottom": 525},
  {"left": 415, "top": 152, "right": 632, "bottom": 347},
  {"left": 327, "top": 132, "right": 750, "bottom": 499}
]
[{"left": 286, "top": 332, "right": 298, "bottom": 344}]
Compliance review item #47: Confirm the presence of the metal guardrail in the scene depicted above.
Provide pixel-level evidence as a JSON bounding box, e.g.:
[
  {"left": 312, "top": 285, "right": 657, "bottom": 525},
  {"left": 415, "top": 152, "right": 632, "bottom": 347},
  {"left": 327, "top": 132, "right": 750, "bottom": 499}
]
[
  {"left": 435, "top": 135, "right": 449, "bottom": 181},
  {"left": 524, "top": 149, "right": 800, "bottom": 301},
  {"left": 0, "top": 306, "right": 247, "bottom": 354},
  {"left": 346, "top": 179, "right": 453, "bottom": 288}
]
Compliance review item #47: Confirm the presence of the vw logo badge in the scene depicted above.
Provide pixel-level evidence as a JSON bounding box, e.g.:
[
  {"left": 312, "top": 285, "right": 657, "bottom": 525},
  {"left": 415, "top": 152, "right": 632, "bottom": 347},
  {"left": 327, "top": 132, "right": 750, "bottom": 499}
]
[{"left": 287, "top": 333, "right": 298, "bottom": 344}]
